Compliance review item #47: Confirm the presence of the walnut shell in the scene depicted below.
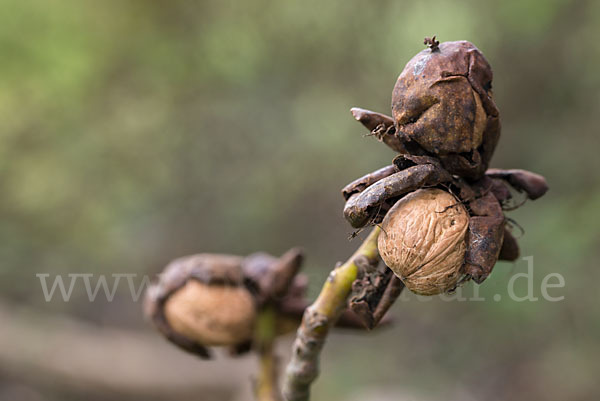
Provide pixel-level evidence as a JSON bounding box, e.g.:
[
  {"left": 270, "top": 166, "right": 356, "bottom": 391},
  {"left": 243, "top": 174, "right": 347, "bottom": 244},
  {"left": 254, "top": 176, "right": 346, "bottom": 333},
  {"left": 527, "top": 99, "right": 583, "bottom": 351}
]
[
  {"left": 378, "top": 188, "right": 469, "bottom": 295},
  {"left": 164, "top": 280, "right": 256, "bottom": 346}
]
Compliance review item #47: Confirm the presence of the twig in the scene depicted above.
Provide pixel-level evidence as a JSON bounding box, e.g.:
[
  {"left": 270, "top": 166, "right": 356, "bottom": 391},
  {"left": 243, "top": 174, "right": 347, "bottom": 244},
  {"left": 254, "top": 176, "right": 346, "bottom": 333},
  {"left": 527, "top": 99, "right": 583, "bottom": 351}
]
[
  {"left": 372, "top": 275, "right": 404, "bottom": 325},
  {"left": 282, "top": 227, "right": 381, "bottom": 401},
  {"left": 255, "top": 307, "right": 282, "bottom": 401}
]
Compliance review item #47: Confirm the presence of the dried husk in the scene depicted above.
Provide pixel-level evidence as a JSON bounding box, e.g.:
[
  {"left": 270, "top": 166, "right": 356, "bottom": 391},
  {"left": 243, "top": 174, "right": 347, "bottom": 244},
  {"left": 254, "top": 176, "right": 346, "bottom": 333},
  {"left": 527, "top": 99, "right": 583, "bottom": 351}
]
[
  {"left": 164, "top": 280, "right": 256, "bottom": 346},
  {"left": 391, "top": 41, "right": 500, "bottom": 179},
  {"left": 378, "top": 188, "right": 469, "bottom": 295}
]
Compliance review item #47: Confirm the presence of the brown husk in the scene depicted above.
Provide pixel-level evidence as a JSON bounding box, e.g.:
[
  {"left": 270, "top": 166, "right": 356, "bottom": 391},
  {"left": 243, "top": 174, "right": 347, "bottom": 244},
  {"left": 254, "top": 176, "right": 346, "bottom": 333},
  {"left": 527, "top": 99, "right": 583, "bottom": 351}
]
[{"left": 391, "top": 41, "right": 499, "bottom": 179}]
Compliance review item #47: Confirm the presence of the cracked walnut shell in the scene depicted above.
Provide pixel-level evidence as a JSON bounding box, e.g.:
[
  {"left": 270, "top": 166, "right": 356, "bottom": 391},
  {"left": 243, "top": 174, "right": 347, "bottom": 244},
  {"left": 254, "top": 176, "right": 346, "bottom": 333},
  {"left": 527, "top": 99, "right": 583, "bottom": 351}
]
[{"left": 378, "top": 188, "right": 468, "bottom": 295}]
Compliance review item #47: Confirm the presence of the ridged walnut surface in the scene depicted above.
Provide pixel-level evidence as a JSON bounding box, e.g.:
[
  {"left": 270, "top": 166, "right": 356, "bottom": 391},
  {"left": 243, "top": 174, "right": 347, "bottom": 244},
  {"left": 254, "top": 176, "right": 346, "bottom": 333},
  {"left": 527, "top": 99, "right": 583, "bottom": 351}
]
[{"left": 378, "top": 188, "right": 468, "bottom": 295}]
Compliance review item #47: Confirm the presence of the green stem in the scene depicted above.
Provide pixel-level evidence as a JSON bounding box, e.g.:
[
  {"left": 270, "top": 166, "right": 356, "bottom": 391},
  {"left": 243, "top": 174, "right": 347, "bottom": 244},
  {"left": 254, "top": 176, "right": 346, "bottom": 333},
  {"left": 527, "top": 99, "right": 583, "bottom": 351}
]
[
  {"left": 282, "top": 227, "right": 381, "bottom": 401},
  {"left": 255, "top": 306, "right": 282, "bottom": 401}
]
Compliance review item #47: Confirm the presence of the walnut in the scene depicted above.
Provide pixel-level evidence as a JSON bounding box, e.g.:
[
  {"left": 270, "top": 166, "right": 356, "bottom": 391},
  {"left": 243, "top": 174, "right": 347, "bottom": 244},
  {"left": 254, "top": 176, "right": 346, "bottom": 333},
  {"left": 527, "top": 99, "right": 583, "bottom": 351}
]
[
  {"left": 164, "top": 279, "right": 257, "bottom": 346},
  {"left": 144, "top": 249, "right": 328, "bottom": 359},
  {"left": 378, "top": 188, "right": 469, "bottom": 295},
  {"left": 144, "top": 253, "right": 259, "bottom": 358}
]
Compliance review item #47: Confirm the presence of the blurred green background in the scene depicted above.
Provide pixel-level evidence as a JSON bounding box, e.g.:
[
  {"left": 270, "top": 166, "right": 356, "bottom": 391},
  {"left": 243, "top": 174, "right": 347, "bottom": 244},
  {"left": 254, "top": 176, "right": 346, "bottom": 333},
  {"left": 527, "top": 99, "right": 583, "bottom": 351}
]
[{"left": 1, "top": 0, "right": 599, "bottom": 400}]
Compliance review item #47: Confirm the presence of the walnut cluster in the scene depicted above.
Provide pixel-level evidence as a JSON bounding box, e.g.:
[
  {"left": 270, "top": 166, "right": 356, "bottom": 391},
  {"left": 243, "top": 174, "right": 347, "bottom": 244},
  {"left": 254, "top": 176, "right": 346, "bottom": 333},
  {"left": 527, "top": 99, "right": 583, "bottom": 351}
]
[{"left": 343, "top": 38, "right": 548, "bottom": 302}]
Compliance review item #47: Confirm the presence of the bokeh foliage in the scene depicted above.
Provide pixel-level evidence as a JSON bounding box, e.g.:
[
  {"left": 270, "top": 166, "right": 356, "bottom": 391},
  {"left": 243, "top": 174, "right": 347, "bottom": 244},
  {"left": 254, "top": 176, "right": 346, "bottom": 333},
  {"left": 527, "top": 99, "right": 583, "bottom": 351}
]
[{"left": 1, "top": 0, "right": 599, "bottom": 400}]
